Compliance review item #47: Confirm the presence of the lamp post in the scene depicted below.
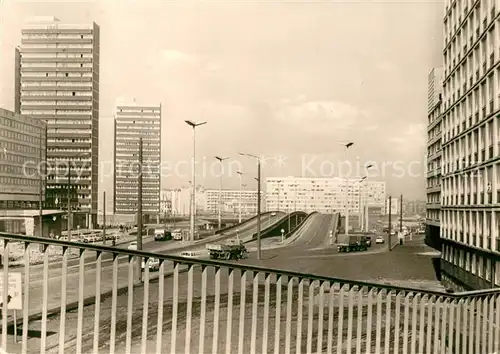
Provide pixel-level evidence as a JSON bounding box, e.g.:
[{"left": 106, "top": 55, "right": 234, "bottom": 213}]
[
  {"left": 359, "top": 164, "right": 373, "bottom": 232},
  {"left": 239, "top": 152, "right": 262, "bottom": 260},
  {"left": 276, "top": 180, "right": 282, "bottom": 212},
  {"left": 358, "top": 176, "right": 366, "bottom": 231},
  {"left": 237, "top": 171, "right": 243, "bottom": 223},
  {"left": 337, "top": 142, "right": 354, "bottom": 235},
  {"left": 215, "top": 156, "right": 228, "bottom": 230},
  {"left": 185, "top": 120, "right": 206, "bottom": 241}
]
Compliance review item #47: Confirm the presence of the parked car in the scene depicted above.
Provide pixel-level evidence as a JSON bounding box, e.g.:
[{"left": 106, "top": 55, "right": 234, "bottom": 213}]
[
  {"left": 141, "top": 258, "right": 160, "bottom": 271},
  {"left": 128, "top": 241, "right": 138, "bottom": 250},
  {"left": 271, "top": 212, "right": 277, "bottom": 217},
  {"left": 375, "top": 236, "right": 385, "bottom": 244}
]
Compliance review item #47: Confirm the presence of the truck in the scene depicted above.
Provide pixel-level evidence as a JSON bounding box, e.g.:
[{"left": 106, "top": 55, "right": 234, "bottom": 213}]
[
  {"left": 337, "top": 234, "right": 369, "bottom": 253},
  {"left": 206, "top": 239, "right": 248, "bottom": 260},
  {"left": 154, "top": 228, "right": 172, "bottom": 241}
]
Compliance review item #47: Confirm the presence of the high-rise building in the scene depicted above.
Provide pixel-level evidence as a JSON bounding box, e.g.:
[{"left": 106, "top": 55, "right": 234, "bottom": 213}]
[
  {"left": 204, "top": 189, "right": 261, "bottom": 216},
  {"left": 16, "top": 17, "right": 100, "bottom": 229},
  {"left": 0, "top": 108, "right": 47, "bottom": 209},
  {"left": 265, "top": 177, "right": 386, "bottom": 214},
  {"left": 441, "top": 1, "right": 500, "bottom": 290},
  {"left": 113, "top": 102, "right": 161, "bottom": 221},
  {"left": 426, "top": 67, "right": 444, "bottom": 251}
]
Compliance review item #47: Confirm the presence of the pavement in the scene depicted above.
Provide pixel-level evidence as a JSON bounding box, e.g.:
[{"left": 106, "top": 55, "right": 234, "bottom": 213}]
[{"left": 2, "top": 212, "right": 442, "bottom": 353}]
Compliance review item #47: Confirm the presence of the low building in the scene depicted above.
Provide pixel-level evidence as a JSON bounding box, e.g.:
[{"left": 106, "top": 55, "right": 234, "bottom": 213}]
[
  {"left": 0, "top": 209, "right": 64, "bottom": 238},
  {"left": 0, "top": 108, "right": 47, "bottom": 211}
]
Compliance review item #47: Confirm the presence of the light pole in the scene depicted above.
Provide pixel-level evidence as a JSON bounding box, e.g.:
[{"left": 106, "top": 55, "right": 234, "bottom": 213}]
[
  {"left": 237, "top": 171, "right": 243, "bottom": 223},
  {"left": 358, "top": 176, "right": 366, "bottom": 231},
  {"left": 239, "top": 152, "right": 262, "bottom": 260},
  {"left": 215, "top": 156, "right": 228, "bottom": 230},
  {"left": 358, "top": 164, "right": 373, "bottom": 232},
  {"left": 276, "top": 180, "right": 282, "bottom": 212},
  {"left": 185, "top": 120, "right": 206, "bottom": 241},
  {"left": 338, "top": 142, "right": 354, "bottom": 235}
]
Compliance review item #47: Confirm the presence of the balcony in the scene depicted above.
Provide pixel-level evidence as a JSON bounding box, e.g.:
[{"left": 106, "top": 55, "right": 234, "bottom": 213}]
[{"left": 0, "top": 232, "right": 499, "bottom": 353}]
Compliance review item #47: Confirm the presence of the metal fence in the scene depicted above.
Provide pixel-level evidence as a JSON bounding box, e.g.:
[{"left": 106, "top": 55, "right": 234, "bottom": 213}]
[{"left": 0, "top": 232, "right": 499, "bottom": 354}]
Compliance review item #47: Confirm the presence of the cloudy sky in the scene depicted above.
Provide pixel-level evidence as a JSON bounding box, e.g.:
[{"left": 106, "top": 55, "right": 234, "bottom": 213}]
[{"left": 0, "top": 0, "right": 443, "bottom": 210}]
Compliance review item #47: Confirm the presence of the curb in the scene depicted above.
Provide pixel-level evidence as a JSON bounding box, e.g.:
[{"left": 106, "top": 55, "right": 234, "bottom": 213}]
[{"left": 7, "top": 266, "right": 191, "bottom": 328}]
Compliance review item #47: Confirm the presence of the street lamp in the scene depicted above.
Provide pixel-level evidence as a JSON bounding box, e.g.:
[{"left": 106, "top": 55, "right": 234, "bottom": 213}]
[
  {"left": 336, "top": 142, "right": 354, "bottom": 235},
  {"left": 239, "top": 152, "right": 262, "bottom": 260},
  {"left": 214, "top": 156, "right": 228, "bottom": 230},
  {"left": 359, "top": 164, "right": 373, "bottom": 232},
  {"left": 237, "top": 171, "right": 243, "bottom": 223},
  {"left": 276, "top": 180, "right": 282, "bottom": 212},
  {"left": 185, "top": 120, "right": 206, "bottom": 241}
]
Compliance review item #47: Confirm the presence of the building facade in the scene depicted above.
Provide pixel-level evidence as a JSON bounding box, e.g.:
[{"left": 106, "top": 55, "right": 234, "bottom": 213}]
[
  {"left": 0, "top": 108, "right": 47, "bottom": 209},
  {"left": 265, "top": 177, "right": 386, "bottom": 214},
  {"left": 204, "top": 189, "right": 261, "bottom": 216},
  {"left": 441, "top": 0, "right": 500, "bottom": 290},
  {"left": 113, "top": 102, "right": 161, "bottom": 220},
  {"left": 426, "top": 67, "right": 444, "bottom": 251},
  {"left": 16, "top": 17, "right": 100, "bottom": 229}
]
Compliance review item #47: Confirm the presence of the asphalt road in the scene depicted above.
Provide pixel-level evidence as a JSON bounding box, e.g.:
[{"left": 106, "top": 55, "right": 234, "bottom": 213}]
[
  {"left": 15, "top": 214, "right": 441, "bottom": 353},
  {"left": 16, "top": 211, "right": 287, "bottom": 319}
]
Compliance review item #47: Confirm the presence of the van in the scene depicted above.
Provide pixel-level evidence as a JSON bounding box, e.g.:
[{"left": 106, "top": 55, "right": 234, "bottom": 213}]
[{"left": 172, "top": 229, "right": 182, "bottom": 240}]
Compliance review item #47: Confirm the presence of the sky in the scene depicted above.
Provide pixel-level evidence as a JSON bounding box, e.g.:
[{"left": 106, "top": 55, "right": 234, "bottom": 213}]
[{"left": 0, "top": 0, "right": 444, "bottom": 211}]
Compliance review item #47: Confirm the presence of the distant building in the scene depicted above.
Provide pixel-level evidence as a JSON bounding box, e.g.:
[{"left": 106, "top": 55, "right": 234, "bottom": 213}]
[
  {"left": 265, "top": 177, "right": 385, "bottom": 213},
  {"left": 204, "top": 189, "right": 261, "bottom": 216},
  {"left": 426, "top": 67, "right": 443, "bottom": 252},
  {"left": 0, "top": 108, "right": 47, "bottom": 209},
  {"left": 113, "top": 102, "right": 161, "bottom": 222},
  {"left": 16, "top": 17, "right": 100, "bottom": 229}
]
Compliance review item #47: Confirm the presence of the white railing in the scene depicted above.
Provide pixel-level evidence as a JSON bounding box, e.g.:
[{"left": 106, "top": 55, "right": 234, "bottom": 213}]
[{"left": 0, "top": 232, "right": 499, "bottom": 353}]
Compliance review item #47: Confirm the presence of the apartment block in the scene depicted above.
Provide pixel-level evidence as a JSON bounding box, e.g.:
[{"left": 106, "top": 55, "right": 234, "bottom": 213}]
[
  {"left": 0, "top": 108, "right": 47, "bottom": 209},
  {"left": 204, "top": 189, "right": 261, "bottom": 216},
  {"left": 426, "top": 67, "right": 444, "bottom": 251},
  {"left": 17, "top": 17, "right": 100, "bottom": 229},
  {"left": 265, "top": 177, "right": 386, "bottom": 214},
  {"left": 441, "top": 0, "right": 500, "bottom": 290},
  {"left": 113, "top": 102, "right": 161, "bottom": 221}
]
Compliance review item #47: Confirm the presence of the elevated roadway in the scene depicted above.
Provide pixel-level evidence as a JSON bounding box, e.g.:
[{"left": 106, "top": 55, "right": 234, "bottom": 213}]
[{"left": 13, "top": 211, "right": 287, "bottom": 319}]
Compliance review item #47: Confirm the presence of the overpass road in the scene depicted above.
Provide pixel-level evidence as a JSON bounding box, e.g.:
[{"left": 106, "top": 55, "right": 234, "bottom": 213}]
[
  {"left": 16, "top": 211, "right": 286, "bottom": 319},
  {"left": 19, "top": 212, "right": 403, "bottom": 352}
]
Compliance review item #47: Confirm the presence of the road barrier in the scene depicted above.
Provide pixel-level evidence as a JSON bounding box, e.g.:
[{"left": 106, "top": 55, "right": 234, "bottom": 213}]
[{"left": 0, "top": 232, "right": 498, "bottom": 353}]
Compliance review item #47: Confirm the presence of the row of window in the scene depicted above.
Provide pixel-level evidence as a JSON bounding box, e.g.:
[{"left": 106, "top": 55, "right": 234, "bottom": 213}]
[
  {"left": 21, "top": 44, "right": 93, "bottom": 49},
  {"left": 22, "top": 91, "right": 92, "bottom": 97},
  {"left": 442, "top": 244, "right": 500, "bottom": 283},
  {"left": 0, "top": 176, "right": 38, "bottom": 186},
  {"left": 21, "top": 53, "right": 93, "bottom": 59},
  {"left": 0, "top": 117, "right": 44, "bottom": 134},
  {"left": 426, "top": 209, "right": 440, "bottom": 220},
  {"left": 0, "top": 129, "right": 43, "bottom": 145},
  {"left": 22, "top": 72, "right": 93, "bottom": 78},
  {"left": 441, "top": 210, "right": 500, "bottom": 249}
]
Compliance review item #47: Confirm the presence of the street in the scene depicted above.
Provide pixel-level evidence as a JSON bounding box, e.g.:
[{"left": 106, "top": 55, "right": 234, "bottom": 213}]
[{"left": 9, "top": 213, "right": 440, "bottom": 353}]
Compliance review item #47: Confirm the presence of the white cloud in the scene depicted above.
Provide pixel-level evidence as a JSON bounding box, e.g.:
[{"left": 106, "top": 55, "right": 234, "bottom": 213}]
[
  {"left": 161, "top": 50, "right": 197, "bottom": 65},
  {"left": 272, "top": 98, "right": 366, "bottom": 132},
  {"left": 389, "top": 123, "right": 426, "bottom": 146}
]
